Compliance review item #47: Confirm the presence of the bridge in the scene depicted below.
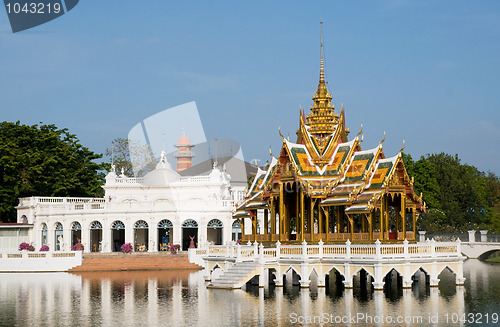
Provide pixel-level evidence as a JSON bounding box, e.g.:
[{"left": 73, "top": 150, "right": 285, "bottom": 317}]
[
  {"left": 419, "top": 230, "right": 500, "bottom": 259},
  {"left": 189, "top": 239, "right": 466, "bottom": 290}
]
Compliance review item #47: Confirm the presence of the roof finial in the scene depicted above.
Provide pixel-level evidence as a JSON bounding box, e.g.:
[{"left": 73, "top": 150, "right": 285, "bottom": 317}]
[{"left": 320, "top": 20, "right": 325, "bottom": 84}]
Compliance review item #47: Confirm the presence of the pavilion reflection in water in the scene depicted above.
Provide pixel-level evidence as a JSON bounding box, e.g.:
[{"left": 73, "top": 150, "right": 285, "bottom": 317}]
[{"left": 0, "top": 269, "right": 470, "bottom": 327}]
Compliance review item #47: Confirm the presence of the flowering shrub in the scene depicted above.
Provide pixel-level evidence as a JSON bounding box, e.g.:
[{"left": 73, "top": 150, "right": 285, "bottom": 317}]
[
  {"left": 170, "top": 244, "right": 181, "bottom": 254},
  {"left": 71, "top": 243, "right": 84, "bottom": 251},
  {"left": 121, "top": 242, "right": 133, "bottom": 253},
  {"left": 28, "top": 245, "right": 35, "bottom": 251},
  {"left": 236, "top": 239, "right": 241, "bottom": 245},
  {"left": 19, "top": 242, "right": 31, "bottom": 251},
  {"left": 39, "top": 245, "right": 49, "bottom": 251}
]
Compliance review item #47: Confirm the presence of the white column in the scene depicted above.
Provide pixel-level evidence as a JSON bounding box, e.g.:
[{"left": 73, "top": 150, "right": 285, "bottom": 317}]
[
  {"left": 173, "top": 224, "right": 182, "bottom": 246},
  {"left": 62, "top": 223, "right": 71, "bottom": 252},
  {"left": 81, "top": 225, "right": 90, "bottom": 253},
  {"left": 480, "top": 230, "right": 488, "bottom": 242},
  {"left": 419, "top": 230, "right": 426, "bottom": 242},
  {"left": 48, "top": 225, "right": 55, "bottom": 252},
  {"left": 198, "top": 222, "right": 206, "bottom": 248},
  {"left": 468, "top": 230, "right": 476, "bottom": 244},
  {"left": 102, "top": 225, "right": 111, "bottom": 252},
  {"left": 125, "top": 218, "right": 134, "bottom": 249},
  {"left": 149, "top": 221, "right": 157, "bottom": 252}
]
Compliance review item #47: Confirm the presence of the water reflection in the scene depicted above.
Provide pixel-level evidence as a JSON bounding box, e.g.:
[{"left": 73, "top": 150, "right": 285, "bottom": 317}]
[{"left": 0, "top": 261, "right": 499, "bottom": 326}]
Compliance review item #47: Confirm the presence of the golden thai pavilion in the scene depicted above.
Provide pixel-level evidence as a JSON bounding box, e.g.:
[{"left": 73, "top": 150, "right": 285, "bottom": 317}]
[{"left": 234, "top": 29, "right": 425, "bottom": 244}]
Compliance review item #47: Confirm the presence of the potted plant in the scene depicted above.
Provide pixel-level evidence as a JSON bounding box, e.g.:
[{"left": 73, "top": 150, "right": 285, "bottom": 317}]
[
  {"left": 39, "top": 245, "right": 49, "bottom": 251},
  {"left": 170, "top": 244, "right": 181, "bottom": 254},
  {"left": 71, "top": 243, "right": 84, "bottom": 251},
  {"left": 121, "top": 242, "right": 133, "bottom": 254},
  {"left": 18, "top": 242, "right": 31, "bottom": 251}
]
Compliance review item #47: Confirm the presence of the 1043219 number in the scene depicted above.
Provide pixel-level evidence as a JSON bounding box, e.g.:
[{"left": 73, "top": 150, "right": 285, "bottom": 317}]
[
  {"left": 5, "top": 2, "right": 61, "bottom": 14},
  {"left": 445, "top": 312, "right": 499, "bottom": 324}
]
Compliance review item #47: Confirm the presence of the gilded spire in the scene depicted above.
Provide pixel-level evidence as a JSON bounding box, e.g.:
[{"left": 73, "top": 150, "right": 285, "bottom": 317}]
[
  {"left": 305, "top": 21, "right": 338, "bottom": 137},
  {"left": 320, "top": 20, "right": 325, "bottom": 84}
]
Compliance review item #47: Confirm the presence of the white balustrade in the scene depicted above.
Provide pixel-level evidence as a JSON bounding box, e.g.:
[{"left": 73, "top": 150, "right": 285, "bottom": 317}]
[{"left": 197, "top": 238, "right": 463, "bottom": 264}]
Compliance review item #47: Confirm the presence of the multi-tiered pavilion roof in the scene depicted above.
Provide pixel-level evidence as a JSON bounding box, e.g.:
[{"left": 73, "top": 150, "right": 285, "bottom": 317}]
[{"left": 234, "top": 27, "right": 424, "bottom": 244}]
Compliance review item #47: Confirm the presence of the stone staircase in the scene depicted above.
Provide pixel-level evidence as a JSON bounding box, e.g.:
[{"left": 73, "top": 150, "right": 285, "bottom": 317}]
[
  {"left": 68, "top": 252, "right": 202, "bottom": 272},
  {"left": 207, "top": 260, "right": 260, "bottom": 289}
]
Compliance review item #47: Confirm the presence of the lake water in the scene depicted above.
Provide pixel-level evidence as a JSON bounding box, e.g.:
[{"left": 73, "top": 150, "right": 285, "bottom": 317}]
[{"left": 0, "top": 260, "right": 499, "bottom": 327}]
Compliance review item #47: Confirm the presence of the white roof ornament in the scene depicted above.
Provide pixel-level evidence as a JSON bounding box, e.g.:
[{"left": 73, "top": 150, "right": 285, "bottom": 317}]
[
  {"left": 213, "top": 161, "right": 218, "bottom": 170},
  {"left": 155, "top": 150, "right": 172, "bottom": 170},
  {"left": 119, "top": 167, "right": 127, "bottom": 179},
  {"left": 111, "top": 164, "right": 116, "bottom": 173}
]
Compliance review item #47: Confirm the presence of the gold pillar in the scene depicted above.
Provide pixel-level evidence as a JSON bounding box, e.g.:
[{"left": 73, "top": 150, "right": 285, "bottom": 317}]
[
  {"left": 318, "top": 203, "right": 323, "bottom": 237},
  {"left": 379, "top": 201, "right": 385, "bottom": 241},
  {"left": 385, "top": 196, "right": 389, "bottom": 236},
  {"left": 348, "top": 215, "right": 354, "bottom": 241},
  {"left": 336, "top": 206, "right": 342, "bottom": 234},
  {"left": 310, "top": 198, "right": 315, "bottom": 242},
  {"left": 295, "top": 183, "right": 300, "bottom": 241},
  {"left": 279, "top": 183, "right": 284, "bottom": 242},
  {"left": 401, "top": 194, "right": 406, "bottom": 240},
  {"left": 270, "top": 197, "right": 276, "bottom": 240},
  {"left": 264, "top": 209, "right": 269, "bottom": 236},
  {"left": 412, "top": 208, "right": 417, "bottom": 241},
  {"left": 369, "top": 212, "right": 373, "bottom": 241},
  {"left": 300, "top": 190, "right": 305, "bottom": 242},
  {"left": 252, "top": 211, "right": 257, "bottom": 237},
  {"left": 324, "top": 206, "right": 329, "bottom": 242}
]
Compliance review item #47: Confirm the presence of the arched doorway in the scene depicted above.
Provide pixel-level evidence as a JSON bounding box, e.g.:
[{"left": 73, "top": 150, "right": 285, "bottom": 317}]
[
  {"left": 54, "top": 222, "right": 63, "bottom": 251},
  {"left": 111, "top": 220, "right": 125, "bottom": 252},
  {"left": 134, "top": 220, "right": 149, "bottom": 252},
  {"left": 207, "top": 219, "right": 223, "bottom": 245},
  {"left": 90, "top": 221, "right": 103, "bottom": 252},
  {"left": 157, "top": 219, "right": 173, "bottom": 251},
  {"left": 41, "top": 223, "right": 48, "bottom": 246},
  {"left": 182, "top": 219, "right": 198, "bottom": 250},
  {"left": 71, "top": 222, "right": 82, "bottom": 247},
  {"left": 232, "top": 220, "right": 242, "bottom": 242}
]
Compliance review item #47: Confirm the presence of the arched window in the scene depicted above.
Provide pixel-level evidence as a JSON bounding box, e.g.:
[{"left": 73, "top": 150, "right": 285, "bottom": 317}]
[
  {"left": 21, "top": 215, "right": 28, "bottom": 224},
  {"left": 41, "top": 223, "right": 48, "bottom": 246},
  {"left": 111, "top": 220, "right": 125, "bottom": 230},
  {"left": 207, "top": 219, "right": 223, "bottom": 228},
  {"left": 71, "top": 222, "right": 81, "bottom": 231},
  {"left": 90, "top": 221, "right": 102, "bottom": 229},
  {"left": 158, "top": 219, "right": 173, "bottom": 229},
  {"left": 182, "top": 219, "right": 198, "bottom": 228},
  {"left": 134, "top": 220, "right": 149, "bottom": 229},
  {"left": 232, "top": 220, "right": 242, "bottom": 231},
  {"left": 55, "top": 222, "right": 63, "bottom": 231}
]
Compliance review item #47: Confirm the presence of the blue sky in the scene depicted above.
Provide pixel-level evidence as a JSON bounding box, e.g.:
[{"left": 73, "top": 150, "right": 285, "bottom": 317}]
[{"left": 1, "top": 1, "right": 499, "bottom": 174}]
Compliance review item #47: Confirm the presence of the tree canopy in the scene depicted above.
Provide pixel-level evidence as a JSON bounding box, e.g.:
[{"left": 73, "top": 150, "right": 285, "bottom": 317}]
[
  {"left": 403, "top": 152, "right": 500, "bottom": 233},
  {"left": 0, "top": 121, "right": 106, "bottom": 222},
  {"left": 105, "top": 137, "right": 156, "bottom": 177}
]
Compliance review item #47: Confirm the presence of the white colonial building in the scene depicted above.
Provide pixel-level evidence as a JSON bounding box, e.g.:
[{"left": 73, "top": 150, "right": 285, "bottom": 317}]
[{"left": 15, "top": 151, "right": 246, "bottom": 253}]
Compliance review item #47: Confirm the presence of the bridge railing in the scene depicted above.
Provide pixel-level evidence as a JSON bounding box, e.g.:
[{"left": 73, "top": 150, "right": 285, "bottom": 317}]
[{"left": 200, "top": 238, "right": 463, "bottom": 263}]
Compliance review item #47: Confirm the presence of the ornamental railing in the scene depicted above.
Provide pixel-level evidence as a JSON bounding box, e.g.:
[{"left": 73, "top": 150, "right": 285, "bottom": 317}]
[{"left": 196, "top": 239, "right": 463, "bottom": 264}]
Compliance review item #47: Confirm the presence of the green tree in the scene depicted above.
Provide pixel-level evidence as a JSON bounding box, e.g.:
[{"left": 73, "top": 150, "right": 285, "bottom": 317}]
[
  {"left": 105, "top": 138, "right": 156, "bottom": 177},
  {"left": 0, "top": 121, "right": 106, "bottom": 222},
  {"left": 105, "top": 138, "right": 134, "bottom": 176},
  {"left": 404, "top": 152, "right": 500, "bottom": 233}
]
